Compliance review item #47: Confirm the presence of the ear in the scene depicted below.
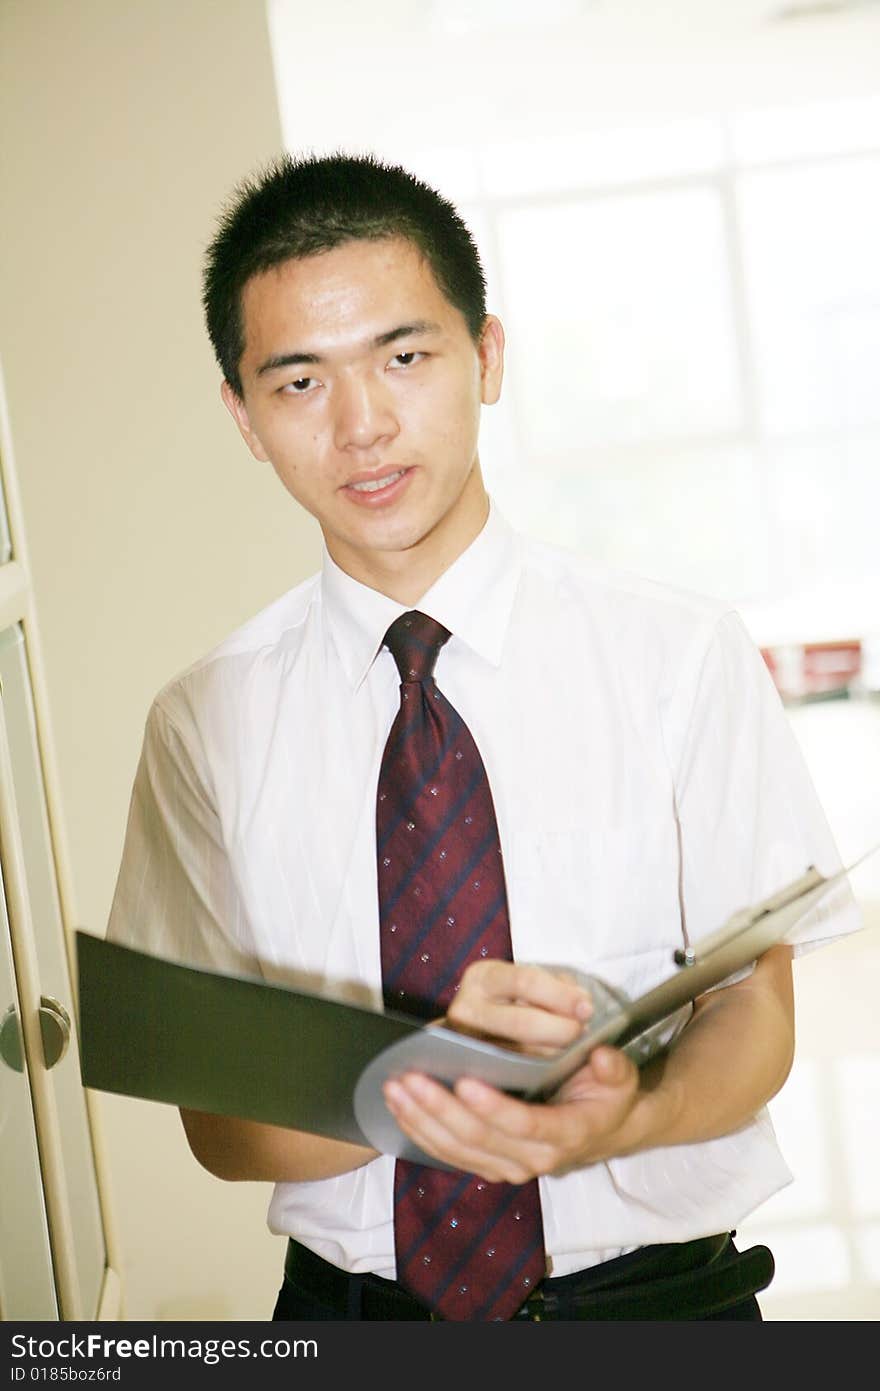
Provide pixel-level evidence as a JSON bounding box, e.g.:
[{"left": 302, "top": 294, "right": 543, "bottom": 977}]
[
  {"left": 220, "top": 379, "right": 270, "bottom": 462},
  {"left": 478, "top": 315, "right": 505, "bottom": 406}
]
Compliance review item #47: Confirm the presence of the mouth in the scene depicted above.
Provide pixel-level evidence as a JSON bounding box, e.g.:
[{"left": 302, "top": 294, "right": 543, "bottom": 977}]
[
  {"left": 341, "top": 467, "right": 413, "bottom": 506},
  {"left": 346, "top": 469, "right": 406, "bottom": 494}
]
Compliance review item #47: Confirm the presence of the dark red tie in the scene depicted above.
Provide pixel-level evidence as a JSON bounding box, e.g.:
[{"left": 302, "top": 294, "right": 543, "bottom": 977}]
[{"left": 377, "top": 610, "right": 545, "bottom": 1322}]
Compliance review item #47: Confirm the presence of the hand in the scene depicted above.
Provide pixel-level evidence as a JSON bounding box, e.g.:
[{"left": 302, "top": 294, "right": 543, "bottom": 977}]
[
  {"left": 441, "top": 958, "right": 595, "bottom": 1055},
  {"left": 383, "top": 1043, "right": 641, "bottom": 1183},
  {"left": 383, "top": 960, "right": 640, "bottom": 1182}
]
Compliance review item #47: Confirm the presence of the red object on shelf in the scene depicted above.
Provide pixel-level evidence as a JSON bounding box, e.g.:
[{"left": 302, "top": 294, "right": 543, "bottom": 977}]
[
  {"left": 802, "top": 640, "right": 862, "bottom": 692},
  {"left": 760, "top": 639, "right": 862, "bottom": 702}
]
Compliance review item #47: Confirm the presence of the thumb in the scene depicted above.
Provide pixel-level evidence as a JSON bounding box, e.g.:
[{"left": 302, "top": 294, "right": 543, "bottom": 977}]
[{"left": 592, "top": 1046, "right": 631, "bottom": 1085}]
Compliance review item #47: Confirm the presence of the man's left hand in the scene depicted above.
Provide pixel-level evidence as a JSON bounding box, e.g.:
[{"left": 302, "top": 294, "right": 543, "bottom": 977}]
[{"left": 382, "top": 1045, "right": 641, "bottom": 1183}]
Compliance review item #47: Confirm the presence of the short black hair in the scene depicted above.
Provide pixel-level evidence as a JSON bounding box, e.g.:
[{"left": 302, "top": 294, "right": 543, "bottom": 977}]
[{"left": 203, "top": 151, "right": 488, "bottom": 397}]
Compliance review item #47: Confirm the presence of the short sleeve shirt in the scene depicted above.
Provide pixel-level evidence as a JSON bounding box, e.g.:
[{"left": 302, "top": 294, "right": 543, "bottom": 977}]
[{"left": 106, "top": 502, "right": 862, "bottom": 1277}]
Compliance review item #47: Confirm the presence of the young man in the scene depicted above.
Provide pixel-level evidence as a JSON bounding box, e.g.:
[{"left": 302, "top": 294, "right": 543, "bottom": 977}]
[{"left": 106, "top": 152, "right": 860, "bottom": 1321}]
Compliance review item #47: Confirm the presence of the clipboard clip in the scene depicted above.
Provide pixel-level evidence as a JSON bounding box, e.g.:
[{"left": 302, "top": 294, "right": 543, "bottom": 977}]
[
  {"left": 672, "top": 839, "right": 880, "bottom": 970},
  {"left": 673, "top": 865, "right": 824, "bottom": 967}
]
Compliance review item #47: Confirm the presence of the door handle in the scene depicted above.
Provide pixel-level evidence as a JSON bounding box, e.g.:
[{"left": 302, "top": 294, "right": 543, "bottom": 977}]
[
  {"left": 0, "top": 1002, "right": 23, "bottom": 1071},
  {"left": 0, "top": 995, "right": 71, "bottom": 1072},
  {"left": 38, "top": 996, "right": 71, "bottom": 1068}
]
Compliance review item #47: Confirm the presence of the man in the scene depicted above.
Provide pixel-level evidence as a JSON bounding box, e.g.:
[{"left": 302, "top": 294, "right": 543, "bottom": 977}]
[{"left": 106, "top": 152, "right": 860, "bottom": 1321}]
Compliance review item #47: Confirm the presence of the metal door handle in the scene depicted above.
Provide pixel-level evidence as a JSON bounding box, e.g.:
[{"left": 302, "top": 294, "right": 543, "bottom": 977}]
[
  {"left": 0, "top": 1002, "right": 23, "bottom": 1071},
  {"left": 38, "top": 996, "right": 71, "bottom": 1068},
  {"left": 0, "top": 995, "right": 71, "bottom": 1072}
]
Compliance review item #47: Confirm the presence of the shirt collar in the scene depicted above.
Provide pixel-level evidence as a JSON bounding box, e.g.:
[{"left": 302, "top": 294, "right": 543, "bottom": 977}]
[{"left": 321, "top": 499, "right": 523, "bottom": 691}]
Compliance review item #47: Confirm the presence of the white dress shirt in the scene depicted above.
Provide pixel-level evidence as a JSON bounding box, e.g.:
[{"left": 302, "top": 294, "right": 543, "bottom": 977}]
[{"left": 107, "top": 501, "right": 862, "bottom": 1278}]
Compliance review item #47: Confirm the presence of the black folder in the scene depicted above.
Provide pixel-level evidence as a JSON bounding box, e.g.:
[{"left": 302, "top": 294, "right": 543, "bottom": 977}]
[{"left": 75, "top": 857, "right": 863, "bottom": 1169}]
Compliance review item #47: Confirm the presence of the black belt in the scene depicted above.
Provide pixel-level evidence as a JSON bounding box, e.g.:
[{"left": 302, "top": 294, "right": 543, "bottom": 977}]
[{"left": 282, "top": 1232, "right": 774, "bottom": 1321}]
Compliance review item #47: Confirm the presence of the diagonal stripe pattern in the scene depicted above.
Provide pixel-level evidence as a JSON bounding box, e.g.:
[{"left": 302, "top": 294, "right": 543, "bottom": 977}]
[{"left": 377, "top": 610, "right": 545, "bottom": 1322}]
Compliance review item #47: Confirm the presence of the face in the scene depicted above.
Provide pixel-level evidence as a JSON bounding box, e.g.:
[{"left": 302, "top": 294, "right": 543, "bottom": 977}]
[{"left": 222, "top": 236, "right": 504, "bottom": 599}]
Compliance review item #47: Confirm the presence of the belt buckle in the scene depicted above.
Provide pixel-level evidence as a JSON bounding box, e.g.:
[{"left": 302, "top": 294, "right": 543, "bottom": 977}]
[{"left": 524, "top": 1286, "right": 546, "bottom": 1322}]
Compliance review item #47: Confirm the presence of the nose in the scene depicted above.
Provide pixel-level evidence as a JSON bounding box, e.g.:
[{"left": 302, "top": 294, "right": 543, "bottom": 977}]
[{"left": 333, "top": 371, "right": 399, "bottom": 453}]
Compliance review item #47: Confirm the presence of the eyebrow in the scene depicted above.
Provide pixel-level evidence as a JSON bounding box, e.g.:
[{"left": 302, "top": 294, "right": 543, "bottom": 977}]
[{"left": 255, "top": 320, "right": 443, "bottom": 377}]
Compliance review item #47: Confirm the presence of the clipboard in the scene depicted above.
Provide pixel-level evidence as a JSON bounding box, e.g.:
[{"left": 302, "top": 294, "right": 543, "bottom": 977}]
[{"left": 75, "top": 852, "right": 868, "bottom": 1169}]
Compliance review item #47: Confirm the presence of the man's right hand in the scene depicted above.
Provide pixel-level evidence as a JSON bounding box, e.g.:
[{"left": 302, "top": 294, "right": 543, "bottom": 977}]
[{"left": 441, "top": 959, "right": 594, "bottom": 1056}]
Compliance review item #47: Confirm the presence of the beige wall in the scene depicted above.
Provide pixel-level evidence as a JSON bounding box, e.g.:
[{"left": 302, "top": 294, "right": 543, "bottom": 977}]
[{"left": 0, "top": 0, "right": 320, "bottom": 1318}]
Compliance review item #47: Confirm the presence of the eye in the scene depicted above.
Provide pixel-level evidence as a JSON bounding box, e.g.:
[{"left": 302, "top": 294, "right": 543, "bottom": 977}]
[
  {"left": 389, "top": 351, "right": 424, "bottom": 369},
  {"left": 280, "top": 377, "right": 318, "bottom": 394}
]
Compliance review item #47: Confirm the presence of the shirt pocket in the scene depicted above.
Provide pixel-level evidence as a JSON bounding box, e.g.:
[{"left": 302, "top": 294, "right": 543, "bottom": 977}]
[{"left": 506, "top": 822, "right": 683, "bottom": 994}]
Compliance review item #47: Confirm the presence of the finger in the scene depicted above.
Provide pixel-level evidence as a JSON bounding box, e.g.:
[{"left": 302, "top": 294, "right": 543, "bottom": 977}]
[
  {"left": 590, "top": 1045, "right": 637, "bottom": 1085},
  {"left": 553, "top": 1046, "right": 638, "bottom": 1103},
  {"left": 383, "top": 1079, "right": 519, "bottom": 1180},
  {"left": 448, "top": 963, "right": 593, "bottom": 1048},
  {"left": 384, "top": 1075, "right": 553, "bottom": 1184},
  {"left": 456, "top": 1075, "right": 580, "bottom": 1156},
  {"left": 464, "top": 960, "right": 595, "bottom": 1018},
  {"left": 451, "top": 1000, "right": 587, "bottom": 1051}
]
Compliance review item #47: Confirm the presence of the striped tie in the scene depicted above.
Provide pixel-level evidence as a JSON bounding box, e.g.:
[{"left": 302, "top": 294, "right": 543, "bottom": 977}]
[{"left": 377, "top": 610, "right": 545, "bottom": 1321}]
